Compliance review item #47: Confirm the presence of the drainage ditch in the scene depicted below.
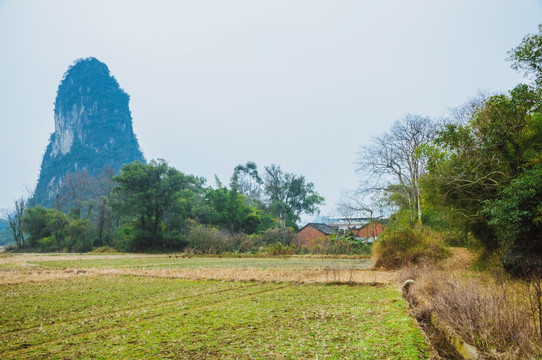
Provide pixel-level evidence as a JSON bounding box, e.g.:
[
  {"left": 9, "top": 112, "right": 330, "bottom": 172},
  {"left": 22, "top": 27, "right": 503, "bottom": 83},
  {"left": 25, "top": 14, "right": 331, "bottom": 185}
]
[
  {"left": 402, "top": 280, "right": 479, "bottom": 360},
  {"left": 417, "top": 314, "right": 464, "bottom": 360}
]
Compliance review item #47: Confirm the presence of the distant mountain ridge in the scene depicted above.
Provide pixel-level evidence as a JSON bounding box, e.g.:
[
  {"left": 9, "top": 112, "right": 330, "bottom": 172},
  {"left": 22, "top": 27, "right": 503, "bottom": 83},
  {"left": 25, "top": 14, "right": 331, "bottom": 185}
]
[{"left": 34, "top": 57, "right": 145, "bottom": 206}]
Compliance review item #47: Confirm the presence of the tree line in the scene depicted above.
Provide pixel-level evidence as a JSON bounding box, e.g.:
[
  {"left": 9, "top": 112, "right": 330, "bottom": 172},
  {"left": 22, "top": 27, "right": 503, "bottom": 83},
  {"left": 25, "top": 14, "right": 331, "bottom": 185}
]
[
  {"left": 351, "top": 24, "right": 542, "bottom": 275},
  {"left": 4, "top": 160, "right": 324, "bottom": 252}
]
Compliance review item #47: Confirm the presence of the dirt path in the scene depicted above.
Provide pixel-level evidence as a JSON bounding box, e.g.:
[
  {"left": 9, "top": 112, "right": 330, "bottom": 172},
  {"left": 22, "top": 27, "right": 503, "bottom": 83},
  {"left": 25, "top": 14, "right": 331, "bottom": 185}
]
[{"left": 443, "top": 247, "right": 476, "bottom": 271}]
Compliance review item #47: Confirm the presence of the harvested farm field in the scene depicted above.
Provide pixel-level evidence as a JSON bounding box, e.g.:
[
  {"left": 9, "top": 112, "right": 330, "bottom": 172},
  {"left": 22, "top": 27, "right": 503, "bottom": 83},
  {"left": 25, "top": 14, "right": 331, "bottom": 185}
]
[{"left": 0, "top": 254, "right": 430, "bottom": 359}]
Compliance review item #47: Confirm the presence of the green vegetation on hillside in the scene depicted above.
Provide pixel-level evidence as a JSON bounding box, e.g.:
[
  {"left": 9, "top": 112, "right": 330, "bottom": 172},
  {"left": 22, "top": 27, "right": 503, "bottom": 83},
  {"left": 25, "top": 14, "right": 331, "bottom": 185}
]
[
  {"left": 0, "top": 224, "right": 13, "bottom": 246},
  {"left": 34, "top": 57, "right": 144, "bottom": 207}
]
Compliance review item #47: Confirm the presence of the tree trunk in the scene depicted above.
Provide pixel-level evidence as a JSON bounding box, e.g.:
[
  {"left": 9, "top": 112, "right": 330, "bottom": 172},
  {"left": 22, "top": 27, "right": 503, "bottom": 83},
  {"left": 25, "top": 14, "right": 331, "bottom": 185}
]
[{"left": 416, "top": 184, "right": 422, "bottom": 225}]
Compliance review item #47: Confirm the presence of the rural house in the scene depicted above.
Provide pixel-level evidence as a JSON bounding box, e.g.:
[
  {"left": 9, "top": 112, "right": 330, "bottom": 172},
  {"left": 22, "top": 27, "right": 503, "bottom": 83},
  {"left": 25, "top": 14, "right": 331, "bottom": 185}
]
[
  {"left": 327, "top": 217, "right": 373, "bottom": 232},
  {"left": 356, "top": 221, "right": 386, "bottom": 242},
  {"left": 295, "top": 223, "right": 336, "bottom": 248}
]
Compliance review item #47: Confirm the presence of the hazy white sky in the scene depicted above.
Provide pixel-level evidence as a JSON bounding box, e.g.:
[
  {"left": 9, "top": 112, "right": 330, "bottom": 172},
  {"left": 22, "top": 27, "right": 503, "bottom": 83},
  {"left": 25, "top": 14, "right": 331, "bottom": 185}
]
[{"left": 1, "top": 1, "right": 541, "bottom": 219}]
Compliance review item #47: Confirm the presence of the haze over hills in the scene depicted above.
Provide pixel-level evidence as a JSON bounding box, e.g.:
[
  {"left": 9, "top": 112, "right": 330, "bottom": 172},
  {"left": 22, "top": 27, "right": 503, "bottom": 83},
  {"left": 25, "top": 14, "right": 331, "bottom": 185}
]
[
  {"left": 0, "top": 220, "right": 9, "bottom": 246},
  {"left": 33, "top": 57, "right": 145, "bottom": 206}
]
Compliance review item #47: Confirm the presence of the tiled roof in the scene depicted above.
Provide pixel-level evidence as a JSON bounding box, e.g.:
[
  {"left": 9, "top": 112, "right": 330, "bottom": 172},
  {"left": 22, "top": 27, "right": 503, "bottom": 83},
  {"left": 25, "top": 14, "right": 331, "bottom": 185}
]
[{"left": 302, "top": 223, "right": 336, "bottom": 235}]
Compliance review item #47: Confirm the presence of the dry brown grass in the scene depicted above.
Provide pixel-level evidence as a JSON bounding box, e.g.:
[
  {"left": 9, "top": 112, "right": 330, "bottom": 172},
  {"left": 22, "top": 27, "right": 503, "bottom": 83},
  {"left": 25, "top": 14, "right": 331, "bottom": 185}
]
[
  {"left": 0, "top": 253, "right": 158, "bottom": 265},
  {"left": 400, "top": 258, "right": 542, "bottom": 360},
  {"left": 0, "top": 267, "right": 397, "bottom": 286},
  {"left": 0, "top": 253, "right": 396, "bottom": 286},
  {"left": 0, "top": 269, "right": 83, "bottom": 285}
]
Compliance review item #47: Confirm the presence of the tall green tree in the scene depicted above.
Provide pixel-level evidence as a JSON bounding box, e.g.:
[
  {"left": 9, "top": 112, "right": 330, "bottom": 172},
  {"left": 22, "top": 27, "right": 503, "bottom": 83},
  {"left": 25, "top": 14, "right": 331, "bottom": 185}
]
[
  {"left": 228, "top": 162, "right": 325, "bottom": 229},
  {"left": 22, "top": 206, "right": 91, "bottom": 252},
  {"left": 426, "top": 84, "right": 542, "bottom": 251},
  {"left": 204, "top": 186, "right": 261, "bottom": 234},
  {"left": 112, "top": 159, "right": 195, "bottom": 249},
  {"left": 22, "top": 206, "right": 50, "bottom": 248},
  {"left": 509, "top": 24, "right": 542, "bottom": 87},
  {"left": 66, "top": 219, "right": 93, "bottom": 252},
  {"left": 263, "top": 164, "right": 324, "bottom": 229}
]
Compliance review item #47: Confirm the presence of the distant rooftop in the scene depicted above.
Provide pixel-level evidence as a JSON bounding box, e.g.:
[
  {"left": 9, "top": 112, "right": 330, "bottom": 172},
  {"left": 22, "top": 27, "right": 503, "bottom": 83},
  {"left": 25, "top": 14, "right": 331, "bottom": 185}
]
[
  {"left": 327, "top": 217, "right": 372, "bottom": 223},
  {"left": 303, "top": 223, "right": 336, "bottom": 235}
]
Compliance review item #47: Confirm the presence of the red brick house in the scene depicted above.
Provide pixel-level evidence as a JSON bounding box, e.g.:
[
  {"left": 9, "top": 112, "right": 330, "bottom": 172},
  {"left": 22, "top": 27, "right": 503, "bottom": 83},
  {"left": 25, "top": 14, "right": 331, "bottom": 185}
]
[
  {"left": 295, "top": 223, "right": 336, "bottom": 249},
  {"left": 356, "top": 221, "right": 386, "bottom": 242}
]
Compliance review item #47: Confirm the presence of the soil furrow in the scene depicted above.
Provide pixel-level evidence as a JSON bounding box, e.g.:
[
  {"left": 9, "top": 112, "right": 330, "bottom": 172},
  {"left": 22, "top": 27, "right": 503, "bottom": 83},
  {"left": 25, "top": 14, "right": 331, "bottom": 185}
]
[{"left": 1, "top": 283, "right": 292, "bottom": 356}]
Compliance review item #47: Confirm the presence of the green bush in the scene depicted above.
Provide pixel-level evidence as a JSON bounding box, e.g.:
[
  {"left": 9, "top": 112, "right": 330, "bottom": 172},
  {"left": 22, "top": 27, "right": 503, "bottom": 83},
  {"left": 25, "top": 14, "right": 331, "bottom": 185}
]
[
  {"left": 186, "top": 225, "right": 225, "bottom": 254},
  {"left": 90, "top": 246, "right": 119, "bottom": 254},
  {"left": 264, "top": 242, "right": 296, "bottom": 255},
  {"left": 112, "top": 226, "right": 135, "bottom": 252},
  {"left": 37, "top": 236, "right": 56, "bottom": 252},
  {"left": 373, "top": 225, "right": 450, "bottom": 269}
]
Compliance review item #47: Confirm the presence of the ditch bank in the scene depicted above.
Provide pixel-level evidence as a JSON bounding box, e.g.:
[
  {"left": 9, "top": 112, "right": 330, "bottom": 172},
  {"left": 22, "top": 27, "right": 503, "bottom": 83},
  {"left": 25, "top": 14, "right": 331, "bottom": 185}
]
[{"left": 402, "top": 279, "right": 479, "bottom": 360}]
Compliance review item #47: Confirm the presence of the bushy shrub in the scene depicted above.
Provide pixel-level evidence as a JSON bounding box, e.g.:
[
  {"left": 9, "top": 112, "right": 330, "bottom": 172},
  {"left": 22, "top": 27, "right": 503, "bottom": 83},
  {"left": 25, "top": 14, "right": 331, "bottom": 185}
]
[
  {"left": 227, "top": 232, "right": 261, "bottom": 253},
  {"left": 90, "top": 246, "right": 119, "bottom": 254},
  {"left": 37, "top": 236, "right": 56, "bottom": 252},
  {"left": 186, "top": 225, "right": 261, "bottom": 254},
  {"left": 111, "top": 226, "right": 135, "bottom": 252},
  {"left": 373, "top": 225, "right": 450, "bottom": 269},
  {"left": 186, "top": 225, "right": 224, "bottom": 254},
  {"left": 260, "top": 226, "right": 295, "bottom": 245}
]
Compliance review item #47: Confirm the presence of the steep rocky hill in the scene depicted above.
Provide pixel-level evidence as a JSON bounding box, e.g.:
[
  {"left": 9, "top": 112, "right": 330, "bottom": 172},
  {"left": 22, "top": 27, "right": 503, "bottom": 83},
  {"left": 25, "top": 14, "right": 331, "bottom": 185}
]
[{"left": 34, "top": 57, "right": 145, "bottom": 206}]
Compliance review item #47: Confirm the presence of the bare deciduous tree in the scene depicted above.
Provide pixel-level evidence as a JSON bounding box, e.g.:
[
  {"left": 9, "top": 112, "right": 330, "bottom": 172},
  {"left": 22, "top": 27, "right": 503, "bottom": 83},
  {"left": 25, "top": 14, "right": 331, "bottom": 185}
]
[
  {"left": 445, "top": 91, "right": 489, "bottom": 126},
  {"left": 5, "top": 197, "right": 26, "bottom": 246},
  {"left": 356, "top": 114, "right": 436, "bottom": 223},
  {"left": 338, "top": 189, "right": 374, "bottom": 220},
  {"left": 55, "top": 170, "right": 93, "bottom": 218}
]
